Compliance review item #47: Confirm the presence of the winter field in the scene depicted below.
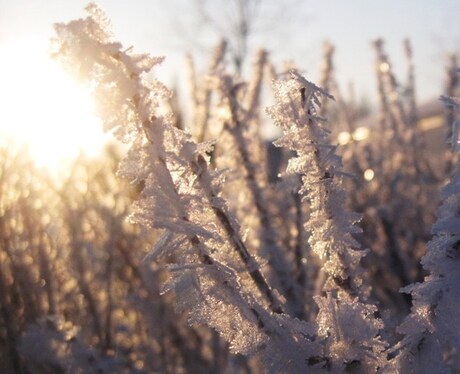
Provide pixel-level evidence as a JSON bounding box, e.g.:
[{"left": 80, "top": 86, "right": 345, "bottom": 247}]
[{"left": 1, "top": 2, "right": 460, "bottom": 373}]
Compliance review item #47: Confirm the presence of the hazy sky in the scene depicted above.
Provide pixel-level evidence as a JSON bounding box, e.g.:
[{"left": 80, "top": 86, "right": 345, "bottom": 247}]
[{"left": 1, "top": 0, "right": 459, "bottom": 104}]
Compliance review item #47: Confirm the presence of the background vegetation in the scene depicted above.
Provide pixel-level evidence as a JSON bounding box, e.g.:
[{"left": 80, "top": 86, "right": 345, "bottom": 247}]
[{"left": 1, "top": 4, "right": 459, "bottom": 373}]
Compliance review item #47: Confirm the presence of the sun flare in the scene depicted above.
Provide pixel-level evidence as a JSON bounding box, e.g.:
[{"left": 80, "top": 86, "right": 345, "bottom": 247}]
[{"left": 0, "top": 37, "right": 107, "bottom": 171}]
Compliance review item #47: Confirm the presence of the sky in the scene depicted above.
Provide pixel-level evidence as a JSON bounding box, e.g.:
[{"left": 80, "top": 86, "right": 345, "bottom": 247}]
[
  {"left": 1, "top": 0, "right": 458, "bottom": 100},
  {"left": 0, "top": 0, "right": 459, "bottom": 168}
]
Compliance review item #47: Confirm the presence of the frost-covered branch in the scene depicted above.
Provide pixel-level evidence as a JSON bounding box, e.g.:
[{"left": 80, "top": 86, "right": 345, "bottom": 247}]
[
  {"left": 268, "top": 71, "right": 388, "bottom": 371},
  {"left": 391, "top": 95, "right": 460, "bottom": 373},
  {"left": 53, "top": 4, "right": 282, "bottom": 315}
]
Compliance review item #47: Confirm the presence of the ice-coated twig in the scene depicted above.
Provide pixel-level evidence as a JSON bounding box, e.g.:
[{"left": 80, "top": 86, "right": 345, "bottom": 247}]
[{"left": 267, "top": 71, "right": 388, "bottom": 372}]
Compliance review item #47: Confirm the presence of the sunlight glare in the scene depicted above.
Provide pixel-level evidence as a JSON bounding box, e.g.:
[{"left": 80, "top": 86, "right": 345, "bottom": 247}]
[
  {"left": 0, "top": 37, "right": 106, "bottom": 171},
  {"left": 363, "top": 168, "right": 375, "bottom": 181},
  {"left": 352, "top": 126, "right": 370, "bottom": 141},
  {"left": 337, "top": 131, "right": 351, "bottom": 145}
]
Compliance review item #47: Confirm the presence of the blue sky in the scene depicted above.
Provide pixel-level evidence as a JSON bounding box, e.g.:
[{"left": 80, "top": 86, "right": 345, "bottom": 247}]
[{"left": 1, "top": 0, "right": 459, "bottom": 104}]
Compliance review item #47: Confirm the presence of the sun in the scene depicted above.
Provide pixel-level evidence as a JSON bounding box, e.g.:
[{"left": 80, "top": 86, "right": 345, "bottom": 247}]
[{"left": 0, "top": 36, "right": 107, "bottom": 172}]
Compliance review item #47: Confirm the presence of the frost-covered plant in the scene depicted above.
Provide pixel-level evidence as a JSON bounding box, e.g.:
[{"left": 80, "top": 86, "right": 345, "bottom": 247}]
[
  {"left": 267, "top": 72, "right": 387, "bottom": 371},
  {"left": 48, "top": 3, "right": 460, "bottom": 373},
  {"left": 390, "top": 95, "right": 460, "bottom": 373},
  {"left": 53, "top": 5, "right": 326, "bottom": 372}
]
